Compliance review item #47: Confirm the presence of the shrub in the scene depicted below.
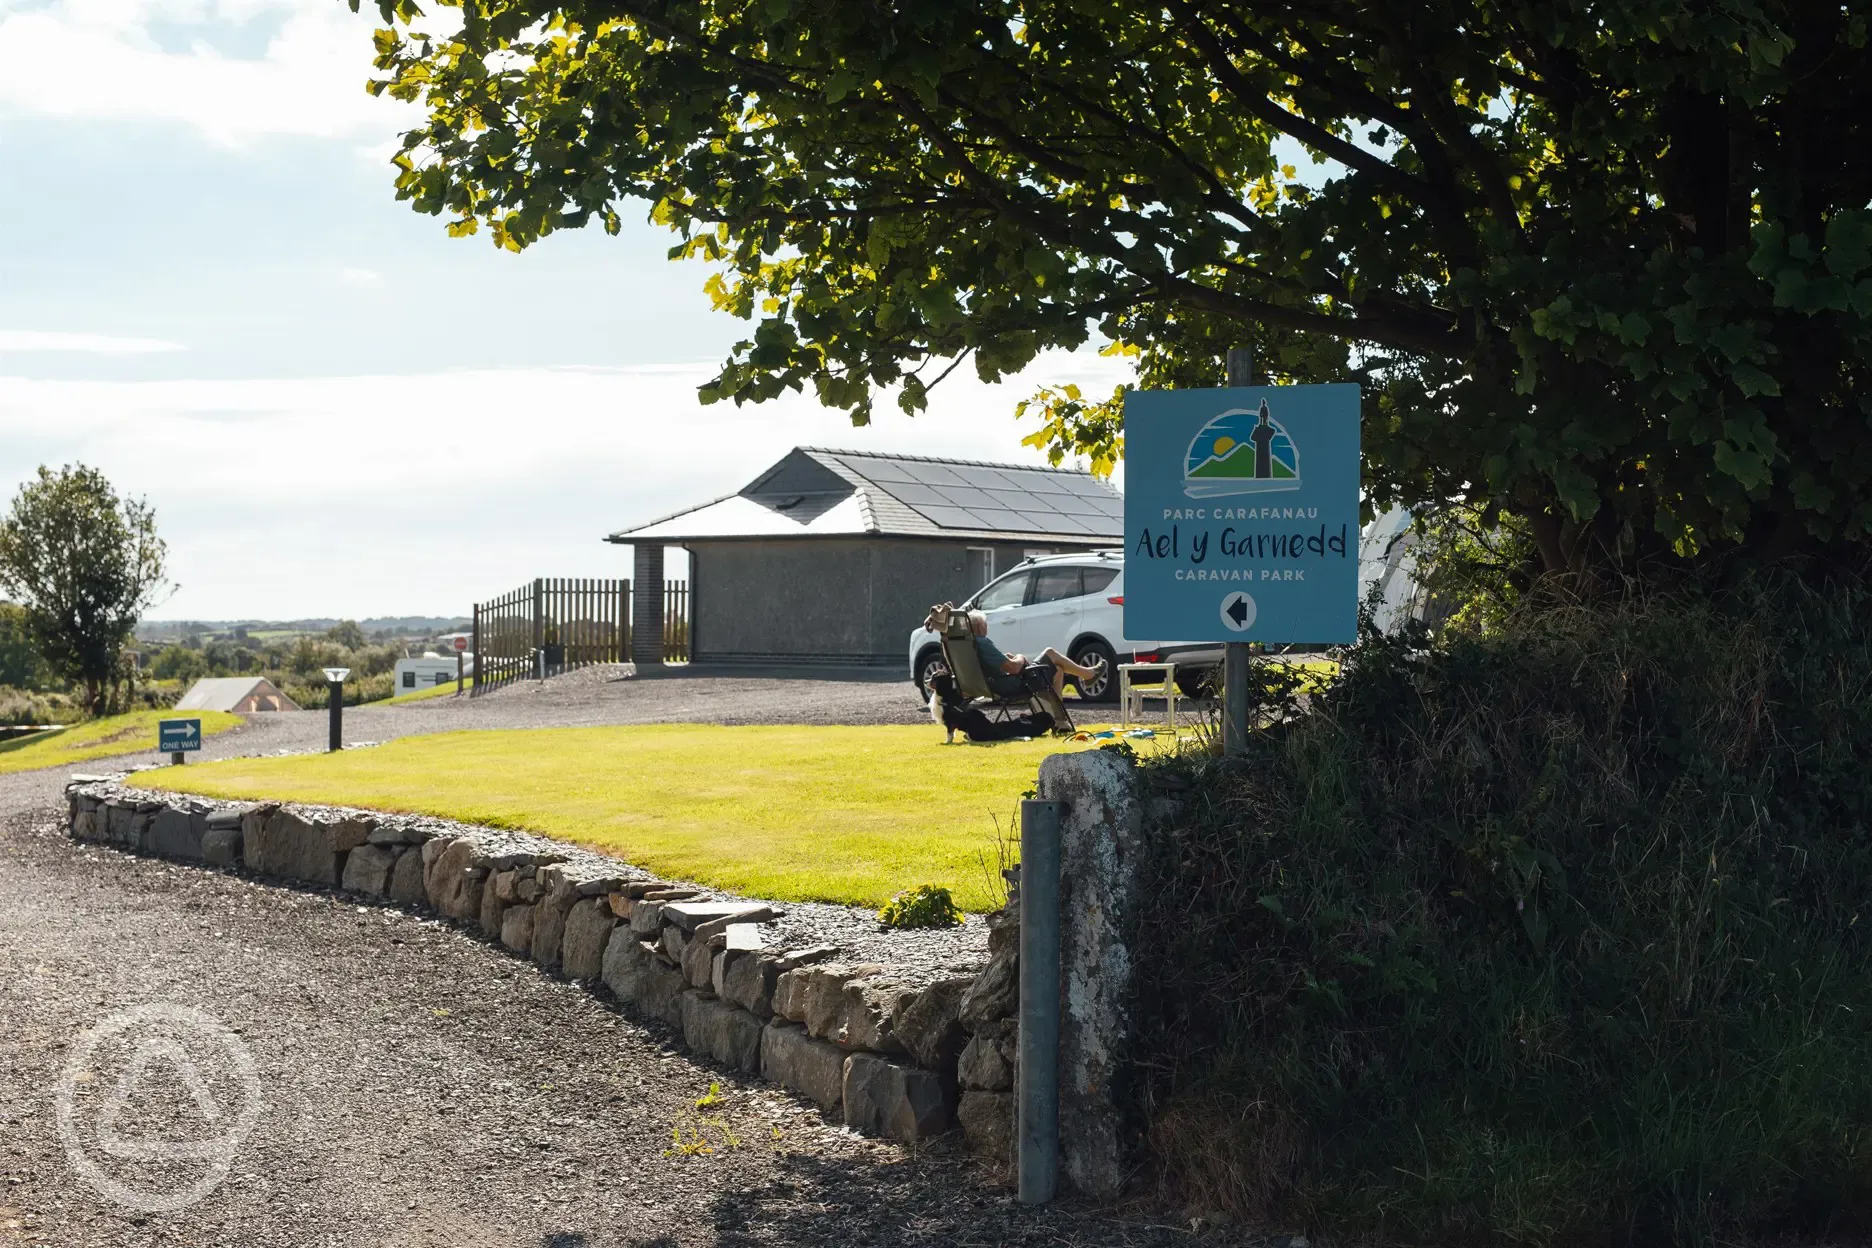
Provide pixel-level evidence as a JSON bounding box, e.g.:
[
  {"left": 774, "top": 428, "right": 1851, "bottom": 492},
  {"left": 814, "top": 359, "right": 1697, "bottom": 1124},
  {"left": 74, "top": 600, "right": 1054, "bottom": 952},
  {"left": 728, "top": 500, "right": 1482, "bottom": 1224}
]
[
  {"left": 1130, "top": 569, "right": 1872, "bottom": 1245},
  {"left": 878, "top": 884, "right": 963, "bottom": 929},
  {"left": 0, "top": 686, "right": 80, "bottom": 726}
]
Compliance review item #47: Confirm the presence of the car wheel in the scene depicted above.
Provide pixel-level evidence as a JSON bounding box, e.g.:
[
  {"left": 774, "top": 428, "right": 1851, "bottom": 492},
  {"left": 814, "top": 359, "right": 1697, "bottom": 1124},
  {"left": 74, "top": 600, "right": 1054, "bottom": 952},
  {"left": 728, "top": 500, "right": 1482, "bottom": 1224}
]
[
  {"left": 914, "top": 649, "right": 948, "bottom": 702},
  {"left": 1069, "top": 640, "right": 1119, "bottom": 702}
]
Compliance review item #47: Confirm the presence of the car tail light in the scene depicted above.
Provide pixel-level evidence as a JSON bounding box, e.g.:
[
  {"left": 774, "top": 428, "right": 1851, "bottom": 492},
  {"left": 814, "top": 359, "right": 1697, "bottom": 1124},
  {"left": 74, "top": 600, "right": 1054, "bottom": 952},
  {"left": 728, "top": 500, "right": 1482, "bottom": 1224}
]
[
  {"left": 1107, "top": 595, "right": 1124, "bottom": 605},
  {"left": 1135, "top": 652, "right": 1158, "bottom": 663}
]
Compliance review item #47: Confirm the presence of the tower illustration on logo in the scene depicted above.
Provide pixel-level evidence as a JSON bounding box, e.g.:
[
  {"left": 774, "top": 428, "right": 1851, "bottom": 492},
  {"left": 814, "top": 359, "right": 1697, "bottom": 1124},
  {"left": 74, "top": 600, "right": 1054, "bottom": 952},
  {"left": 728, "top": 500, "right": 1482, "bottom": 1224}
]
[{"left": 1183, "top": 399, "right": 1300, "bottom": 498}]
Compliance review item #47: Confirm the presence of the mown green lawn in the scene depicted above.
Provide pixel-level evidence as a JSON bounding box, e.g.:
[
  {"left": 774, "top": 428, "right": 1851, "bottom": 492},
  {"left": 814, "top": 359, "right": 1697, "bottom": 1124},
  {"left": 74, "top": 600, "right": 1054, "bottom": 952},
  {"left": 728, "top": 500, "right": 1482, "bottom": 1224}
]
[
  {"left": 132, "top": 722, "right": 1177, "bottom": 910},
  {"left": 0, "top": 709, "right": 243, "bottom": 775}
]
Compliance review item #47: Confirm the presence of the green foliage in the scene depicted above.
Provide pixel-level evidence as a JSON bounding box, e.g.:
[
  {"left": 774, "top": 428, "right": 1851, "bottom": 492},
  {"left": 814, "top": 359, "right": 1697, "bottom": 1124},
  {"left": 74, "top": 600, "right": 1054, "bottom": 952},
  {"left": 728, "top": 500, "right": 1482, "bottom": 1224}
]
[
  {"left": 876, "top": 884, "right": 964, "bottom": 930},
  {"left": 0, "top": 687, "right": 81, "bottom": 728},
  {"left": 143, "top": 631, "right": 404, "bottom": 708},
  {"left": 365, "top": 0, "right": 1872, "bottom": 571},
  {"left": 0, "top": 465, "right": 169, "bottom": 715},
  {"left": 0, "top": 603, "right": 55, "bottom": 692},
  {"left": 1131, "top": 573, "right": 1872, "bottom": 1242}
]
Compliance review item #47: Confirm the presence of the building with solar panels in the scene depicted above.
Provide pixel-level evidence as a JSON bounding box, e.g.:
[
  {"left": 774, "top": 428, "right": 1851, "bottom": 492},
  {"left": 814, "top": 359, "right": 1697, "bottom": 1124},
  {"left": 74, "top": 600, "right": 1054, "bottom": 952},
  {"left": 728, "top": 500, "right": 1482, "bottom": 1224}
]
[{"left": 605, "top": 447, "right": 1123, "bottom": 667}]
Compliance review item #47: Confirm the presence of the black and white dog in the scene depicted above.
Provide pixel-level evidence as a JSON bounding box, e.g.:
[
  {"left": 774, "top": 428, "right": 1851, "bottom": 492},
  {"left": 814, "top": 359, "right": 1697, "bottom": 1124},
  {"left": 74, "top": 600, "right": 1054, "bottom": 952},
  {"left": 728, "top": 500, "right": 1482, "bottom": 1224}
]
[{"left": 927, "top": 670, "right": 1055, "bottom": 743}]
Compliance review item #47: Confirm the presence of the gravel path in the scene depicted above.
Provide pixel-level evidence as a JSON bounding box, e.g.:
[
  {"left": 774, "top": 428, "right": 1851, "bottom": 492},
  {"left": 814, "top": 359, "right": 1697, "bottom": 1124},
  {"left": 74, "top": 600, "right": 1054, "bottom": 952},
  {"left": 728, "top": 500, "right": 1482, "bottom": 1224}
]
[{"left": 0, "top": 806, "right": 1242, "bottom": 1248}]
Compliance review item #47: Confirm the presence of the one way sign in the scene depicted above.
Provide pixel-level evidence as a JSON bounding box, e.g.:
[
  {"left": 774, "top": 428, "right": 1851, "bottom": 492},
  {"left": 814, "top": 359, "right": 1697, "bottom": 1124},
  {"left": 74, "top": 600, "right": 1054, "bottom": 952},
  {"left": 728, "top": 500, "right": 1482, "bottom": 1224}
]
[{"left": 159, "top": 718, "right": 202, "bottom": 754}]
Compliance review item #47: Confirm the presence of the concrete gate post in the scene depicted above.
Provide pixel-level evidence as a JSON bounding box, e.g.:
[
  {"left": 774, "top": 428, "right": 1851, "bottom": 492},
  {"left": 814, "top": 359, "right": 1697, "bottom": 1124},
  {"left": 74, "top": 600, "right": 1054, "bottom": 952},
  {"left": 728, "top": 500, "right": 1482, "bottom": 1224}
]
[
  {"left": 631, "top": 545, "right": 665, "bottom": 667},
  {"left": 1034, "top": 748, "right": 1144, "bottom": 1199}
]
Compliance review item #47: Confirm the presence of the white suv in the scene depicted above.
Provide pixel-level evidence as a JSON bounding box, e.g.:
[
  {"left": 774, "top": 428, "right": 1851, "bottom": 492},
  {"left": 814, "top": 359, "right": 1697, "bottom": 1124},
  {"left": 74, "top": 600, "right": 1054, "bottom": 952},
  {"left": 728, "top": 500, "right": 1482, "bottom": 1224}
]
[{"left": 906, "top": 551, "right": 1222, "bottom": 702}]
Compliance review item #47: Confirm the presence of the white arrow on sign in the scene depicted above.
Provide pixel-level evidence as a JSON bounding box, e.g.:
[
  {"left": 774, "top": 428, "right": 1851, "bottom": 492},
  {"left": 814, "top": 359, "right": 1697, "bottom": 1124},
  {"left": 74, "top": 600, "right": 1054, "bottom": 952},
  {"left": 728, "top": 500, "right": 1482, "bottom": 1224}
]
[{"left": 180, "top": 723, "right": 197, "bottom": 739}]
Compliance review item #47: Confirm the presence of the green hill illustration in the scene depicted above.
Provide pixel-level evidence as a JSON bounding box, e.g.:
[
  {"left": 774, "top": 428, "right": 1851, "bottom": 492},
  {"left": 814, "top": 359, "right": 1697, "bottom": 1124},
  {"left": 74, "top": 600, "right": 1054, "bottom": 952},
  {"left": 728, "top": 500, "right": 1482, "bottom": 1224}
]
[{"left": 1190, "top": 442, "right": 1296, "bottom": 479}]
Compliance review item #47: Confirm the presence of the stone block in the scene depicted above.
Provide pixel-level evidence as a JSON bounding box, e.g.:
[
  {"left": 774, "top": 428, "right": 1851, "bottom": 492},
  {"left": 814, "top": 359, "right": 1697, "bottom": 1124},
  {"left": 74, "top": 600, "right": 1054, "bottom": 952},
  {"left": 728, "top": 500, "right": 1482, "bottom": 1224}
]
[
  {"left": 70, "top": 807, "right": 96, "bottom": 841},
  {"left": 720, "top": 951, "right": 780, "bottom": 1019},
  {"left": 607, "top": 893, "right": 634, "bottom": 920},
  {"left": 760, "top": 1022, "right": 846, "bottom": 1114},
  {"left": 480, "top": 883, "right": 508, "bottom": 938},
  {"left": 500, "top": 903, "right": 535, "bottom": 955},
  {"left": 367, "top": 822, "right": 426, "bottom": 846},
  {"left": 895, "top": 977, "right": 972, "bottom": 1071},
  {"left": 771, "top": 968, "right": 810, "bottom": 1024},
  {"left": 835, "top": 976, "right": 917, "bottom": 1053},
  {"left": 387, "top": 847, "right": 427, "bottom": 906},
  {"left": 203, "top": 810, "right": 243, "bottom": 831},
  {"left": 842, "top": 1053, "right": 950, "bottom": 1143},
  {"left": 106, "top": 802, "right": 136, "bottom": 849},
  {"left": 630, "top": 900, "right": 666, "bottom": 936},
  {"left": 147, "top": 807, "right": 202, "bottom": 861},
  {"left": 640, "top": 886, "right": 700, "bottom": 901},
  {"left": 247, "top": 808, "right": 353, "bottom": 887},
  {"left": 491, "top": 868, "right": 520, "bottom": 903},
  {"left": 575, "top": 876, "right": 623, "bottom": 898},
  {"left": 129, "top": 808, "right": 157, "bottom": 852},
  {"left": 661, "top": 901, "right": 767, "bottom": 932},
  {"left": 424, "top": 840, "right": 487, "bottom": 921},
  {"left": 662, "top": 924, "right": 688, "bottom": 966},
  {"left": 530, "top": 898, "right": 573, "bottom": 974},
  {"left": 602, "top": 933, "right": 686, "bottom": 1028},
  {"left": 788, "top": 963, "right": 885, "bottom": 1042},
  {"left": 617, "top": 880, "right": 672, "bottom": 900},
  {"left": 691, "top": 907, "right": 778, "bottom": 942},
  {"left": 958, "top": 947, "right": 1018, "bottom": 1029},
  {"left": 957, "top": 1091, "right": 1014, "bottom": 1163},
  {"left": 201, "top": 826, "right": 242, "bottom": 867},
  {"left": 341, "top": 843, "right": 399, "bottom": 897},
  {"left": 559, "top": 898, "right": 616, "bottom": 980},
  {"left": 958, "top": 1019, "right": 1016, "bottom": 1092},
  {"left": 681, "top": 931, "right": 716, "bottom": 989},
  {"left": 682, "top": 992, "right": 763, "bottom": 1073}
]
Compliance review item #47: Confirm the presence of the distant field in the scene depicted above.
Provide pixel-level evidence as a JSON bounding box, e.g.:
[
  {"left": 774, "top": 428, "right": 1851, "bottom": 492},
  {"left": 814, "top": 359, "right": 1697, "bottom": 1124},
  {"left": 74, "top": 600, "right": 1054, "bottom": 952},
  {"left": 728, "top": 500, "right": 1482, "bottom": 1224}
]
[{"left": 0, "top": 709, "right": 242, "bottom": 775}]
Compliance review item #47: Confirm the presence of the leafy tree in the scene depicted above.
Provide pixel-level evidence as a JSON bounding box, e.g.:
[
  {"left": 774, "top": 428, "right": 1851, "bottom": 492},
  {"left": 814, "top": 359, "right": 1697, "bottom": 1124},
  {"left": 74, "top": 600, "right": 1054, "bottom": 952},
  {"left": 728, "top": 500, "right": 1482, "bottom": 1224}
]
[
  {"left": 0, "top": 466, "right": 170, "bottom": 715},
  {"left": 325, "top": 619, "right": 368, "bottom": 650},
  {"left": 363, "top": 0, "right": 1872, "bottom": 574}
]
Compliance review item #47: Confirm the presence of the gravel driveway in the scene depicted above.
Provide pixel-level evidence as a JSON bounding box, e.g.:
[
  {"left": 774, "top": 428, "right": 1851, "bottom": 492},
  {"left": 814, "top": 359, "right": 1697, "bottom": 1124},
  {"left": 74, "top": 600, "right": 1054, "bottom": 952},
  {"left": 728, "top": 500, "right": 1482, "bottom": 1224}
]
[{"left": 0, "top": 807, "right": 1239, "bottom": 1248}]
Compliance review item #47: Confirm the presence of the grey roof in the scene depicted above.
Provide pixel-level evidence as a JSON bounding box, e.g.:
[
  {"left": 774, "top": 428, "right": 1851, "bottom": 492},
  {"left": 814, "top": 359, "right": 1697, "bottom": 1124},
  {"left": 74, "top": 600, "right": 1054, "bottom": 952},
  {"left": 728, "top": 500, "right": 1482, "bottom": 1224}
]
[
  {"left": 174, "top": 677, "right": 298, "bottom": 712},
  {"left": 607, "top": 447, "right": 1123, "bottom": 544}
]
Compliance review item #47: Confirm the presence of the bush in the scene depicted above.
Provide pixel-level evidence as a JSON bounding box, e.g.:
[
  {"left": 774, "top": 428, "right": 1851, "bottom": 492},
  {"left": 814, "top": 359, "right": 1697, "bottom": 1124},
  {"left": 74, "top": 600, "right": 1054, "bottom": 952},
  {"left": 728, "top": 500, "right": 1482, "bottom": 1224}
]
[
  {"left": 0, "top": 686, "right": 80, "bottom": 726},
  {"left": 286, "top": 671, "right": 396, "bottom": 709},
  {"left": 878, "top": 884, "right": 963, "bottom": 929},
  {"left": 1130, "top": 570, "right": 1872, "bottom": 1245}
]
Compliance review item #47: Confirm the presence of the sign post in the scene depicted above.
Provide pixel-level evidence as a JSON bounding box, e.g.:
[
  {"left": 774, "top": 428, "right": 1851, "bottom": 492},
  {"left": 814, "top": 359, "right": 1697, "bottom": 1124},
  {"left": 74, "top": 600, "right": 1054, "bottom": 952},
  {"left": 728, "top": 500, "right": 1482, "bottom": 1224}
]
[
  {"left": 158, "top": 718, "right": 202, "bottom": 766},
  {"left": 1123, "top": 366, "right": 1360, "bottom": 754}
]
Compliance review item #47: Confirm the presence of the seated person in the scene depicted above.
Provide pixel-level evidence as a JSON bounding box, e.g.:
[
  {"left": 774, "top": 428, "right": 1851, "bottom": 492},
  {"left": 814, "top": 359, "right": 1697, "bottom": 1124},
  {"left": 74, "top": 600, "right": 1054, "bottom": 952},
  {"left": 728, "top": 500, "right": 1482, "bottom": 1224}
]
[{"left": 969, "top": 609, "right": 1105, "bottom": 700}]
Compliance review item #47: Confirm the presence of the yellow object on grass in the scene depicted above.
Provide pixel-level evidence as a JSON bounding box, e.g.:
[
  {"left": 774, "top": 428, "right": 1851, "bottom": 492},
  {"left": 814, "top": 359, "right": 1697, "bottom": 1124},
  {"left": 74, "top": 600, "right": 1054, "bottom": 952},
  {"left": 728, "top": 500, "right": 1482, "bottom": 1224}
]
[
  {"left": 0, "top": 709, "right": 243, "bottom": 776},
  {"left": 131, "top": 722, "right": 1172, "bottom": 911}
]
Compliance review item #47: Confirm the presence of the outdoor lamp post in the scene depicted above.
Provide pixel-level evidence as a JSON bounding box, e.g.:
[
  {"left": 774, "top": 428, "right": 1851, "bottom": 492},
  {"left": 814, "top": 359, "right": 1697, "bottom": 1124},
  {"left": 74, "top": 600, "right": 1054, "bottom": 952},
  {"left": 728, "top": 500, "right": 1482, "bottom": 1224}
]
[{"left": 323, "top": 667, "right": 350, "bottom": 753}]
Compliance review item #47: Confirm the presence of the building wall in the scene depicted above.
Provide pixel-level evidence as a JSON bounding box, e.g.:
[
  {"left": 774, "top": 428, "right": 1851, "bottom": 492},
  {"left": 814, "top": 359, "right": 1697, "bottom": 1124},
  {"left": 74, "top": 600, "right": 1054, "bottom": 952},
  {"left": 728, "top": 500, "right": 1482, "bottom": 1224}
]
[{"left": 687, "top": 536, "right": 1106, "bottom": 665}]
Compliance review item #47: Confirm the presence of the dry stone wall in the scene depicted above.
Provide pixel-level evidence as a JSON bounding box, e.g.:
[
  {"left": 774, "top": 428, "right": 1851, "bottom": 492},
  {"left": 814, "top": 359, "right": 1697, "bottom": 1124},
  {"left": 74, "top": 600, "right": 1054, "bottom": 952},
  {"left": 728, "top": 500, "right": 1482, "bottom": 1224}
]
[{"left": 61, "top": 775, "right": 1021, "bottom": 1154}]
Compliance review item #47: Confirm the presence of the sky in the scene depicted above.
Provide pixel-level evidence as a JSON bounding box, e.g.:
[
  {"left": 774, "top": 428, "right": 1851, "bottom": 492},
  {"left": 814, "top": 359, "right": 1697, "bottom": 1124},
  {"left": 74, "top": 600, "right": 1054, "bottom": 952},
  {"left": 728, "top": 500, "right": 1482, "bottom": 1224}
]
[{"left": 0, "top": 0, "right": 1130, "bottom": 621}]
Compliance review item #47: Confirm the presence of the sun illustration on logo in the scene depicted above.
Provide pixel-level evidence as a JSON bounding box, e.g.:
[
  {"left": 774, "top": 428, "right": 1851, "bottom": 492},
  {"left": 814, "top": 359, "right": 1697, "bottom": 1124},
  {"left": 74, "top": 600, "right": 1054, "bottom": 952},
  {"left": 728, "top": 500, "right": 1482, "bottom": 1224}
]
[{"left": 1183, "top": 399, "right": 1300, "bottom": 498}]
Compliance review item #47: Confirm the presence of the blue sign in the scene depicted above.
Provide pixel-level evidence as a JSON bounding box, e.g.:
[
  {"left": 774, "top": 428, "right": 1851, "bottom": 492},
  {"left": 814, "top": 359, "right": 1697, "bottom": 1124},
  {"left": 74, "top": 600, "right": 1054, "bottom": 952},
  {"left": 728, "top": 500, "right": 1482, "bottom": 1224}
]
[
  {"left": 1123, "top": 383, "right": 1361, "bottom": 643},
  {"left": 159, "top": 718, "right": 202, "bottom": 753}
]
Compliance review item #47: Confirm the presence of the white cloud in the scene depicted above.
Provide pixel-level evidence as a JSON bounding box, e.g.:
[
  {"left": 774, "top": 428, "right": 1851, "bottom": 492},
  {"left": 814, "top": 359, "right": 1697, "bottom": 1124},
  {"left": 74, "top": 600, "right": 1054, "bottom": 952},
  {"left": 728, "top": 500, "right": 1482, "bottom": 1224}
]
[
  {"left": 0, "top": 0, "right": 411, "bottom": 143},
  {"left": 0, "top": 329, "right": 184, "bottom": 353},
  {"left": 0, "top": 354, "right": 1133, "bottom": 619},
  {"left": 335, "top": 266, "right": 381, "bottom": 285}
]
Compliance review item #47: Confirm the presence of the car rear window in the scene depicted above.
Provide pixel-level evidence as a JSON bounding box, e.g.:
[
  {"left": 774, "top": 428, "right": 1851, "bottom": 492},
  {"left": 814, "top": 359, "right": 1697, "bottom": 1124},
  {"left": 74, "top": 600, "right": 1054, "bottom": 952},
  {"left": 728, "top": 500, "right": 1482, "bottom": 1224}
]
[
  {"left": 1031, "top": 567, "right": 1085, "bottom": 603},
  {"left": 1082, "top": 567, "right": 1118, "bottom": 595}
]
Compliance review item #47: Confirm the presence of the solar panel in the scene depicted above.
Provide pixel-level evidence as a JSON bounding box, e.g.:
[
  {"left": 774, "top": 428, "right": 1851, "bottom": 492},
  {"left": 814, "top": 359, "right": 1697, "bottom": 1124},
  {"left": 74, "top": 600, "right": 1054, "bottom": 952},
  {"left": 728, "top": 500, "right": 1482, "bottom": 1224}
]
[{"left": 834, "top": 453, "right": 1123, "bottom": 535}]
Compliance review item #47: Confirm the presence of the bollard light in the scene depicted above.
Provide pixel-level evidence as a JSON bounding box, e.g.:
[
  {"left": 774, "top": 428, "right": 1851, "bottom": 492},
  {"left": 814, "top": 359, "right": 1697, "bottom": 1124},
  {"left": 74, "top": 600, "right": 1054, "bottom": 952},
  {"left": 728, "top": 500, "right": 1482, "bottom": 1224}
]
[{"left": 323, "top": 667, "right": 350, "bottom": 752}]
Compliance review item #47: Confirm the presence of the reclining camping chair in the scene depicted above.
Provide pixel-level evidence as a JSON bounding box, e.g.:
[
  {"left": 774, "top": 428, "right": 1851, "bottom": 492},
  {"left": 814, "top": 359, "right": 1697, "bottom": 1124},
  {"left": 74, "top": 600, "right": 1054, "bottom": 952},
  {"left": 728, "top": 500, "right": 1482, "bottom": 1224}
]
[{"left": 933, "top": 607, "right": 1074, "bottom": 734}]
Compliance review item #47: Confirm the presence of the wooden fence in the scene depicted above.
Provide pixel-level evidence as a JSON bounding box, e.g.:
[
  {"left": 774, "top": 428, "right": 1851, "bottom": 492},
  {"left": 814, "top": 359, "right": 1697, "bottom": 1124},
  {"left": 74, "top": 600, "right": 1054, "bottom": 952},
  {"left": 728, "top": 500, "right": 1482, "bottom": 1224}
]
[{"left": 471, "top": 576, "right": 688, "bottom": 696}]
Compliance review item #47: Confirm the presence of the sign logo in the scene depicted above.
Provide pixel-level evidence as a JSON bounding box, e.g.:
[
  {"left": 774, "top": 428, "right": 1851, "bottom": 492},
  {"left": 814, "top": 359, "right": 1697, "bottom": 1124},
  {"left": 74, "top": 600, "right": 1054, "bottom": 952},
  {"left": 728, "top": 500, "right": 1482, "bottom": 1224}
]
[
  {"left": 1184, "top": 398, "right": 1300, "bottom": 498},
  {"left": 55, "top": 1004, "right": 263, "bottom": 1212},
  {"left": 158, "top": 719, "right": 201, "bottom": 753},
  {"left": 1220, "top": 591, "right": 1257, "bottom": 632}
]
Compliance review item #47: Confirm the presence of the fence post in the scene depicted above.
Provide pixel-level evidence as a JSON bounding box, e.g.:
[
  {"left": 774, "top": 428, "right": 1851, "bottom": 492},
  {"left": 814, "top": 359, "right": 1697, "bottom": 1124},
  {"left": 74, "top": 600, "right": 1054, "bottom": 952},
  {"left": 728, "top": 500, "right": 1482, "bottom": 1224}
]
[
  {"left": 1223, "top": 345, "right": 1255, "bottom": 756},
  {"left": 1018, "top": 797, "right": 1063, "bottom": 1205},
  {"left": 532, "top": 578, "right": 544, "bottom": 680},
  {"left": 470, "top": 604, "right": 480, "bottom": 698}
]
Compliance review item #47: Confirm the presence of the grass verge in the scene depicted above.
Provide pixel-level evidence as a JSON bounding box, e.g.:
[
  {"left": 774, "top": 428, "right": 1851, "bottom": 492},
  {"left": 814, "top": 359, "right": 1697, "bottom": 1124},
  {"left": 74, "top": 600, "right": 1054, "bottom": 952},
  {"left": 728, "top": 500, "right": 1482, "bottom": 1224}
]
[
  {"left": 0, "top": 709, "right": 243, "bottom": 776},
  {"left": 131, "top": 722, "right": 1173, "bottom": 910},
  {"left": 385, "top": 677, "right": 474, "bottom": 704}
]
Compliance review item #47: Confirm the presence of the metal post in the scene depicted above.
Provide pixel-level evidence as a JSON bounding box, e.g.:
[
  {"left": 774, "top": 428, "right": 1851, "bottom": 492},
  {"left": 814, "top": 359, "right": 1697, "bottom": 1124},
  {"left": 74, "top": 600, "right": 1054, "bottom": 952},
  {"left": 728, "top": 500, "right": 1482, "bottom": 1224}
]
[
  {"left": 471, "top": 604, "right": 480, "bottom": 698},
  {"left": 532, "top": 577, "right": 544, "bottom": 680},
  {"left": 1224, "top": 346, "right": 1255, "bottom": 756},
  {"left": 328, "top": 681, "right": 343, "bottom": 752},
  {"left": 170, "top": 752, "right": 184, "bottom": 766},
  {"left": 456, "top": 648, "right": 464, "bottom": 696},
  {"left": 1017, "top": 797, "right": 1063, "bottom": 1205}
]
